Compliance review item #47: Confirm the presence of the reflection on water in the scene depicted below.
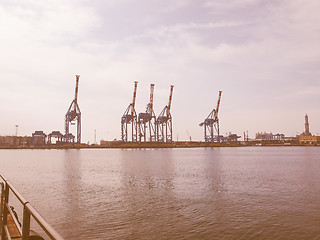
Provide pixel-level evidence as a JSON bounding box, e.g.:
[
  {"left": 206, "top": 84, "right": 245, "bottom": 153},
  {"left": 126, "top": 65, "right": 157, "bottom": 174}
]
[
  {"left": 118, "top": 149, "right": 177, "bottom": 239},
  {"left": 0, "top": 147, "right": 320, "bottom": 239},
  {"left": 62, "top": 150, "right": 82, "bottom": 239}
]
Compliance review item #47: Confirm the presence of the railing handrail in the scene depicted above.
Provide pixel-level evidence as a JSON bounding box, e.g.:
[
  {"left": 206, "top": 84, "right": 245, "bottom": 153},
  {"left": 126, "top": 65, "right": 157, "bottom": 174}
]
[{"left": 0, "top": 174, "right": 64, "bottom": 240}]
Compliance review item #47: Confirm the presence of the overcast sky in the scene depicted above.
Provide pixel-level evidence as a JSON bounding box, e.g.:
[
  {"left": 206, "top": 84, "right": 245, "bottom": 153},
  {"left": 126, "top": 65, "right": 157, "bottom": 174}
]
[{"left": 0, "top": 0, "right": 319, "bottom": 142}]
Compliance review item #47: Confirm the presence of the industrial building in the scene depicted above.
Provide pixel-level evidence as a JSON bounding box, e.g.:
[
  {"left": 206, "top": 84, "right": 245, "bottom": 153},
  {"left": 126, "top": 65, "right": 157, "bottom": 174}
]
[
  {"left": 299, "top": 135, "right": 320, "bottom": 144},
  {"left": 0, "top": 136, "right": 32, "bottom": 147},
  {"left": 255, "top": 132, "right": 285, "bottom": 141},
  {"left": 32, "top": 131, "right": 47, "bottom": 145}
]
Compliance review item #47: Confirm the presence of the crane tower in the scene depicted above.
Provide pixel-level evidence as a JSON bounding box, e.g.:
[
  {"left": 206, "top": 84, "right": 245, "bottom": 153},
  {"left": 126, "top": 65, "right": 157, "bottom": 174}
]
[
  {"left": 138, "top": 84, "right": 156, "bottom": 142},
  {"left": 156, "top": 85, "right": 174, "bottom": 143},
  {"left": 121, "top": 81, "right": 138, "bottom": 142},
  {"left": 65, "top": 75, "right": 81, "bottom": 144},
  {"left": 199, "top": 91, "right": 222, "bottom": 142}
]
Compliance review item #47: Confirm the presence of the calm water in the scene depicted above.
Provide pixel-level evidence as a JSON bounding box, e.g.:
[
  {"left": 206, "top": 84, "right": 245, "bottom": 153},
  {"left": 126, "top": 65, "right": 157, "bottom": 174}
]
[{"left": 0, "top": 147, "right": 319, "bottom": 239}]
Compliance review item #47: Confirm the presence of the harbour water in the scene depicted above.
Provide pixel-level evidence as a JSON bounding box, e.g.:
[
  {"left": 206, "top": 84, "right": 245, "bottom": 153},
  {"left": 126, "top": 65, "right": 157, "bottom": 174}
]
[{"left": 0, "top": 147, "right": 319, "bottom": 239}]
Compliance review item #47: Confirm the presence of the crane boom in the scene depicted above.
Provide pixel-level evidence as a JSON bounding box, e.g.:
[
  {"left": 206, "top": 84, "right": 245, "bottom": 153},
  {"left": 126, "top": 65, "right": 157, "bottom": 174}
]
[
  {"left": 73, "top": 75, "right": 80, "bottom": 118},
  {"left": 167, "top": 85, "right": 174, "bottom": 119},
  {"left": 149, "top": 84, "right": 155, "bottom": 116},
  {"left": 214, "top": 91, "right": 222, "bottom": 121},
  {"left": 131, "top": 81, "right": 138, "bottom": 117}
]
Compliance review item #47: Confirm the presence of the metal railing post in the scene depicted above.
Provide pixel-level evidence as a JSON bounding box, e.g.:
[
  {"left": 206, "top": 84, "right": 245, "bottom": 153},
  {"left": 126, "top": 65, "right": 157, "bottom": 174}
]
[
  {"left": 1, "top": 182, "right": 9, "bottom": 240},
  {"left": 22, "top": 205, "right": 30, "bottom": 240},
  {"left": 0, "top": 183, "right": 3, "bottom": 239},
  {"left": 0, "top": 174, "right": 64, "bottom": 240}
]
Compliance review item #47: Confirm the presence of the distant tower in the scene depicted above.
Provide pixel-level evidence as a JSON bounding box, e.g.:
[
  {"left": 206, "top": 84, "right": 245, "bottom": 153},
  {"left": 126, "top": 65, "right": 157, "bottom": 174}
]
[{"left": 304, "top": 114, "right": 311, "bottom": 136}]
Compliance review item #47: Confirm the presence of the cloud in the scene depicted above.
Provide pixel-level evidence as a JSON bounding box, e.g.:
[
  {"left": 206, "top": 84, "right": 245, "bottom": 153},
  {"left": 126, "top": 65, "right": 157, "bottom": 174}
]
[
  {"left": 0, "top": 0, "right": 319, "bottom": 140},
  {"left": 204, "top": 0, "right": 259, "bottom": 9}
]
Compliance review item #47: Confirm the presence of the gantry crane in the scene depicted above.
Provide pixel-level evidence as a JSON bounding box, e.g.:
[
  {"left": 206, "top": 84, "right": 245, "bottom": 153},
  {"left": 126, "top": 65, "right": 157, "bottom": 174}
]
[
  {"left": 138, "top": 84, "right": 156, "bottom": 142},
  {"left": 65, "top": 75, "right": 81, "bottom": 144},
  {"left": 156, "top": 85, "right": 174, "bottom": 143},
  {"left": 121, "top": 81, "right": 138, "bottom": 142},
  {"left": 199, "top": 91, "right": 222, "bottom": 142}
]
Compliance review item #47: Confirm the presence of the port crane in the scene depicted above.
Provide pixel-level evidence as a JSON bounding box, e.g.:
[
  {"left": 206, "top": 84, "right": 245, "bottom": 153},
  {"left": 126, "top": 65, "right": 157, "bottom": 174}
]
[
  {"left": 65, "top": 75, "right": 81, "bottom": 143},
  {"left": 138, "top": 84, "right": 156, "bottom": 142},
  {"left": 156, "top": 85, "right": 174, "bottom": 143},
  {"left": 199, "top": 91, "right": 222, "bottom": 142},
  {"left": 121, "top": 81, "right": 138, "bottom": 142}
]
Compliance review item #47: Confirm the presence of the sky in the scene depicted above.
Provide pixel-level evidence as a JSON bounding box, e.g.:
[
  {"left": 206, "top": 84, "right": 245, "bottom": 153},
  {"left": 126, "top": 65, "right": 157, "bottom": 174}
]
[{"left": 0, "top": 0, "right": 320, "bottom": 143}]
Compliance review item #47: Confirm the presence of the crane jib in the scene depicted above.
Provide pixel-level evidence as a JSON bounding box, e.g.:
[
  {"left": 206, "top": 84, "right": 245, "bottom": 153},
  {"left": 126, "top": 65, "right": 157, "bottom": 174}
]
[{"left": 73, "top": 75, "right": 80, "bottom": 118}]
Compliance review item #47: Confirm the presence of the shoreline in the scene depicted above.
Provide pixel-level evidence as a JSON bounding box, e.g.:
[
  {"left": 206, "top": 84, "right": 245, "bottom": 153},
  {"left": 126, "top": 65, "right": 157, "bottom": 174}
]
[{"left": 0, "top": 142, "right": 319, "bottom": 149}]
